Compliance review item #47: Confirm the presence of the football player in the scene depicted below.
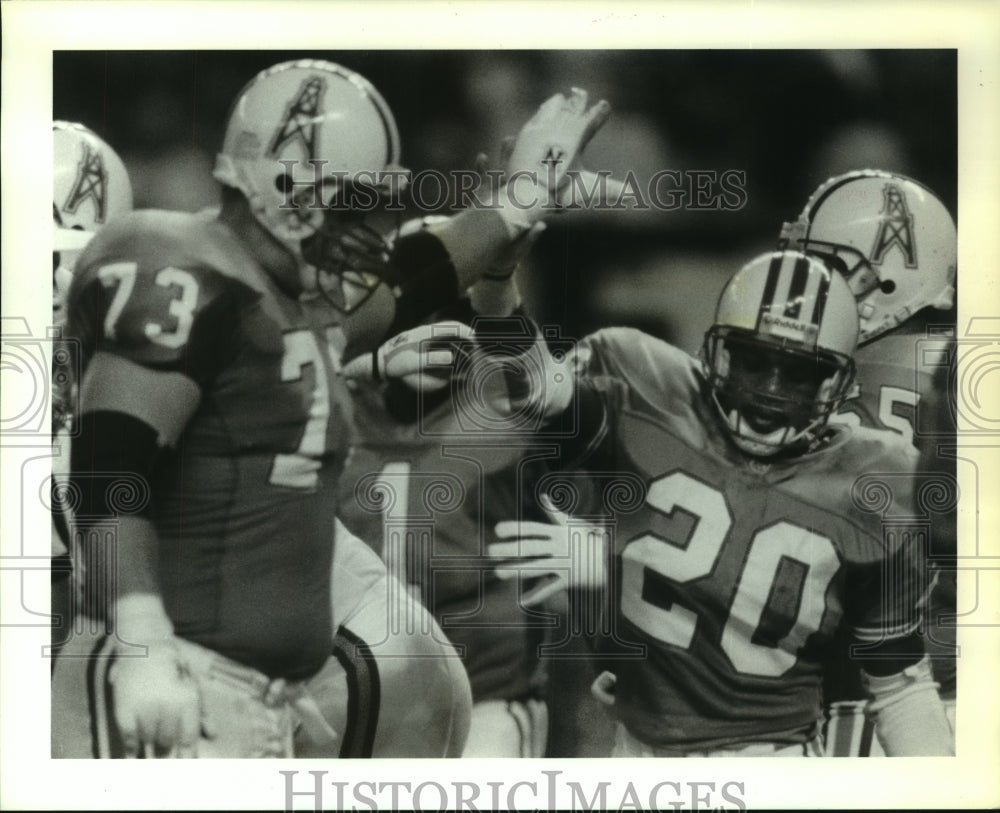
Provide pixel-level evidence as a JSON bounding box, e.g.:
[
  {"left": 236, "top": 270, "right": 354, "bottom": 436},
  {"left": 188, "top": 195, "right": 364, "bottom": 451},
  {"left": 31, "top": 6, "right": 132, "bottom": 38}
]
[
  {"left": 51, "top": 121, "right": 134, "bottom": 658},
  {"left": 335, "top": 230, "right": 554, "bottom": 757},
  {"left": 480, "top": 250, "right": 954, "bottom": 756},
  {"left": 53, "top": 122, "right": 134, "bottom": 328},
  {"left": 779, "top": 170, "right": 957, "bottom": 754},
  {"left": 51, "top": 58, "right": 609, "bottom": 758},
  {"left": 314, "top": 89, "right": 613, "bottom": 757}
]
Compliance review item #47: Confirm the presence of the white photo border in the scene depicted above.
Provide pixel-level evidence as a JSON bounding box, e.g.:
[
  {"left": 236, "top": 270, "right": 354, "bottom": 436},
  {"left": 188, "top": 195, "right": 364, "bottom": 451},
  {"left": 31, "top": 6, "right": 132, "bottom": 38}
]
[{"left": 2, "top": 1, "right": 998, "bottom": 810}]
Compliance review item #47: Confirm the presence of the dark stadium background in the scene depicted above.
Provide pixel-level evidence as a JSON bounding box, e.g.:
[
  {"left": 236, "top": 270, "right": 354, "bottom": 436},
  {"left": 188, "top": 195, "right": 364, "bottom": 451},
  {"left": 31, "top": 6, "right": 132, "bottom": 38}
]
[
  {"left": 53, "top": 50, "right": 956, "bottom": 353},
  {"left": 53, "top": 49, "right": 957, "bottom": 757}
]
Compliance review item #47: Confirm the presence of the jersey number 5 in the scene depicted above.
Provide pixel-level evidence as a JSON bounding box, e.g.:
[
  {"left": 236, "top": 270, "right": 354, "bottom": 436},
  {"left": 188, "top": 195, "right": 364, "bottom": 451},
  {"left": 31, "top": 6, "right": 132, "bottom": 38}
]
[
  {"left": 621, "top": 471, "right": 839, "bottom": 678},
  {"left": 835, "top": 386, "right": 920, "bottom": 444}
]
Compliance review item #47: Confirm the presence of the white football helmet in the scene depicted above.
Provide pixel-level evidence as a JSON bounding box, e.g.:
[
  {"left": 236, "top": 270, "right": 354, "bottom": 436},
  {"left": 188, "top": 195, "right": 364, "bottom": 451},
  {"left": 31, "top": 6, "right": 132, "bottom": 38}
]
[
  {"left": 702, "top": 251, "right": 858, "bottom": 457},
  {"left": 779, "top": 169, "right": 956, "bottom": 343},
  {"left": 213, "top": 59, "right": 407, "bottom": 308},
  {"left": 53, "top": 121, "right": 133, "bottom": 319}
]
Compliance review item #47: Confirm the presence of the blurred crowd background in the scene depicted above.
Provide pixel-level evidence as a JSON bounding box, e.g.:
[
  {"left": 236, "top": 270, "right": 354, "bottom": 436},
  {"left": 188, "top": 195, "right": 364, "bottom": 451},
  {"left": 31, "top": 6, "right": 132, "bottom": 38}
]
[
  {"left": 54, "top": 49, "right": 956, "bottom": 355},
  {"left": 53, "top": 50, "right": 958, "bottom": 757}
]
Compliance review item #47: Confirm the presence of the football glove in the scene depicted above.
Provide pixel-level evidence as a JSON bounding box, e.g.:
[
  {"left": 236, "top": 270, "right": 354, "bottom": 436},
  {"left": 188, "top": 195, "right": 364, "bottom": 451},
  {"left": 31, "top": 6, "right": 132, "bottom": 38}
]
[
  {"left": 341, "top": 321, "right": 474, "bottom": 393},
  {"left": 342, "top": 316, "right": 576, "bottom": 422},
  {"left": 498, "top": 88, "right": 612, "bottom": 238},
  {"left": 480, "top": 138, "right": 626, "bottom": 229},
  {"left": 490, "top": 495, "right": 610, "bottom": 607},
  {"left": 110, "top": 596, "right": 201, "bottom": 758}
]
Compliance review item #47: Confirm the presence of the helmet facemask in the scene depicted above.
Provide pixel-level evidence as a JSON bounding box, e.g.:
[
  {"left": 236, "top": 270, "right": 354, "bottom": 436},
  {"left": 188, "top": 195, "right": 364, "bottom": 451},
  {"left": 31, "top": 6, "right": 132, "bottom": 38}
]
[
  {"left": 298, "top": 184, "right": 404, "bottom": 313},
  {"left": 703, "top": 327, "right": 855, "bottom": 458},
  {"left": 223, "top": 162, "right": 402, "bottom": 310}
]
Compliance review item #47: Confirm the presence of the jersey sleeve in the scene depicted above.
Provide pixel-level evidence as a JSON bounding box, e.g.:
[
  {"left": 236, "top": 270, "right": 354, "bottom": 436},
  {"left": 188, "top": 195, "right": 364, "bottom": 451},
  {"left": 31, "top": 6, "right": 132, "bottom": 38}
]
[
  {"left": 67, "top": 256, "right": 249, "bottom": 389},
  {"left": 837, "top": 431, "right": 932, "bottom": 644},
  {"left": 556, "top": 327, "right": 700, "bottom": 468},
  {"left": 844, "top": 534, "right": 932, "bottom": 644}
]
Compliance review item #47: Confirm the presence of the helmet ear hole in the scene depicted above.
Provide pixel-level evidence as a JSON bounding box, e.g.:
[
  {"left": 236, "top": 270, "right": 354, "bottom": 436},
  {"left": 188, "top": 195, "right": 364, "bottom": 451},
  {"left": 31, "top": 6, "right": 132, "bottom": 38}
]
[{"left": 880, "top": 279, "right": 896, "bottom": 294}]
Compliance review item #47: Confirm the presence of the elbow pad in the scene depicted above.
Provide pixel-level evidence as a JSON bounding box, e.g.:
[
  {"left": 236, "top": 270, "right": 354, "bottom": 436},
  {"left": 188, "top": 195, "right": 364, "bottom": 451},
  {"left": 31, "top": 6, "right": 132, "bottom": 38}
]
[
  {"left": 862, "top": 655, "right": 954, "bottom": 756},
  {"left": 386, "top": 227, "right": 461, "bottom": 331}
]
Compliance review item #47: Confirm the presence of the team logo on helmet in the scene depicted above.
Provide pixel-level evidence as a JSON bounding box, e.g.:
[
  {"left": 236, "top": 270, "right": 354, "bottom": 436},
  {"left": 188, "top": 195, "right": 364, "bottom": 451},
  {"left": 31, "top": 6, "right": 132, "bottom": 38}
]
[
  {"left": 62, "top": 142, "right": 109, "bottom": 223},
  {"left": 870, "top": 183, "right": 917, "bottom": 268},
  {"left": 268, "top": 75, "right": 327, "bottom": 160}
]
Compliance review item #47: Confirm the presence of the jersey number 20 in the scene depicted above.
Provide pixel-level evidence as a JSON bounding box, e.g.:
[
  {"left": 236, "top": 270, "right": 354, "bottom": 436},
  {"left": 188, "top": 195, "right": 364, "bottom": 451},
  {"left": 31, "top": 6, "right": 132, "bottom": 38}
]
[{"left": 621, "top": 471, "right": 839, "bottom": 678}]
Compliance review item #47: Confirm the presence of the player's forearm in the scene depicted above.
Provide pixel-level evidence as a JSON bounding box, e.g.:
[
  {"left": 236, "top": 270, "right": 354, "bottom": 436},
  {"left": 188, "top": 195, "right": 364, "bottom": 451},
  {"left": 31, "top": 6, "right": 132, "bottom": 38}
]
[
  {"left": 466, "top": 315, "right": 612, "bottom": 465},
  {"left": 383, "top": 180, "right": 543, "bottom": 334},
  {"left": 431, "top": 207, "right": 519, "bottom": 293},
  {"left": 112, "top": 515, "right": 169, "bottom": 598},
  {"left": 76, "top": 513, "right": 174, "bottom": 640},
  {"left": 550, "top": 378, "right": 613, "bottom": 467}
]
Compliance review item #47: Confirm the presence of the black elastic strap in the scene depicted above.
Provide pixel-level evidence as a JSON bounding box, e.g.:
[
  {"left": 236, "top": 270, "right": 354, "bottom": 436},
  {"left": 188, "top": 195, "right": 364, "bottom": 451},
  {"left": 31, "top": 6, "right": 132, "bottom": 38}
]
[
  {"left": 71, "top": 410, "right": 162, "bottom": 522},
  {"left": 386, "top": 230, "right": 460, "bottom": 336},
  {"left": 853, "top": 631, "right": 925, "bottom": 677}
]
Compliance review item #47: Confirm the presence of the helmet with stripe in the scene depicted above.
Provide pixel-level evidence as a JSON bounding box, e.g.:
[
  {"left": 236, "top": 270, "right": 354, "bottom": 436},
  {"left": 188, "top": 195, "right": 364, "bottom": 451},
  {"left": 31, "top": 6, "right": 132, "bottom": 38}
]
[
  {"left": 214, "top": 59, "right": 406, "bottom": 309},
  {"left": 702, "top": 251, "right": 858, "bottom": 457},
  {"left": 53, "top": 121, "right": 133, "bottom": 322},
  {"left": 779, "top": 169, "right": 956, "bottom": 343}
]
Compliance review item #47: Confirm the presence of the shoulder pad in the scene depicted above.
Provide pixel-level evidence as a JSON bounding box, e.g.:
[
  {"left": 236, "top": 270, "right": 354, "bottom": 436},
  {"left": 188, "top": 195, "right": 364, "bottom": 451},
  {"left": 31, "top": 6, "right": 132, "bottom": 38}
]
[{"left": 67, "top": 211, "right": 258, "bottom": 381}]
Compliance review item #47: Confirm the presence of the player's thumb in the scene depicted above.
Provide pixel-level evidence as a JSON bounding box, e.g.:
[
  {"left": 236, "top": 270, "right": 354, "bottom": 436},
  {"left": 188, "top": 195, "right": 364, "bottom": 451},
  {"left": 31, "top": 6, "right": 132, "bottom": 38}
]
[{"left": 341, "top": 350, "right": 378, "bottom": 380}]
